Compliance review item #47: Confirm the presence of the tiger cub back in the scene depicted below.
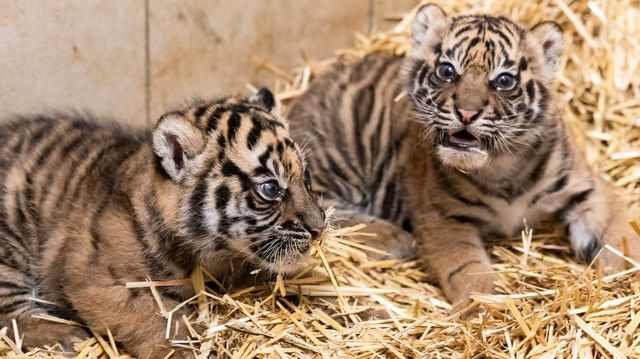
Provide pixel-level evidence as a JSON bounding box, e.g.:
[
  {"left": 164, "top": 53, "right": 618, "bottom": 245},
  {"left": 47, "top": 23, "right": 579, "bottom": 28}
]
[
  {"left": 287, "top": 4, "right": 640, "bottom": 315},
  {"left": 288, "top": 55, "right": 418, "bottom": 259},
  {"left": 0, "top": 88, "right": 324, "bottom": 357},
  {"left": 289, "top": 56, "right": 410, "bottom": 228}
]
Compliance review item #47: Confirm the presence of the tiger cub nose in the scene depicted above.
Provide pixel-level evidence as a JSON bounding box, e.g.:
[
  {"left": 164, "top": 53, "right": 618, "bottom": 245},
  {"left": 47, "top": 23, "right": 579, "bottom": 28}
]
[
  {"left": 303, "top": 208, "right": 326, "bottom": 240},
  {"left": 456, "top": 109, "right": 480, "bottom": 124},
  {"left": 308, "top": 227, "right": 323, "bottom": 239}
]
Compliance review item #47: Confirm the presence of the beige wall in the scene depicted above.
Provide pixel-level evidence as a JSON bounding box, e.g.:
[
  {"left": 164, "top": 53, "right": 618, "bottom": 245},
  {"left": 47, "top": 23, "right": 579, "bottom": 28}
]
[{"left": 0, "top": 1, "right": 416, "bottom": 127}]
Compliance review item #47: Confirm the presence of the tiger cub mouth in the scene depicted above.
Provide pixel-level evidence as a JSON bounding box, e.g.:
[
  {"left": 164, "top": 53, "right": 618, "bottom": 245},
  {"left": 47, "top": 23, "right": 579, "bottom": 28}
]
[{"left": 443, "top": 129, "right": 482, "bottom": 151}]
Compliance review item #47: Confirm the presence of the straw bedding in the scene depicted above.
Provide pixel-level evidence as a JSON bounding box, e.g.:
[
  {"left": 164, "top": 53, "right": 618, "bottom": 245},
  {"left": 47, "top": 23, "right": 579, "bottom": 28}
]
[{"left": 2, "top": 0, "right": 640, "bottom": 357}]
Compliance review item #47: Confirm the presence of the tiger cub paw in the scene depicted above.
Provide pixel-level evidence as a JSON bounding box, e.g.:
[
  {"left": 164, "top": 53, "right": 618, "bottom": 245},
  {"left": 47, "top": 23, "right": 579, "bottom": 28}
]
[
  {"left": 598, "top": 229, "right": 640, "bottom": 273},
  {"left": 451, "top": 298, "right": 485, "bottom": 320},
  {"left": 446, "top": 272, "right": 495, "bottom": 320},
  {"left": 21, "top": 323, "right": 90, "bottom": 352},
  {"left": 569, "top": 219, "right": 639, "bottom": 273},
  {"left": 356, "top": 219, "right": 416, "bottom": 260}
]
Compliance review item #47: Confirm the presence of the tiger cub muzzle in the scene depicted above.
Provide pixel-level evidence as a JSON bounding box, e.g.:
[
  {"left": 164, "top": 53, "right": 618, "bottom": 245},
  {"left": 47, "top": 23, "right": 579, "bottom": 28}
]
[{"left": 246, "top": 180, "right": 327, "bottom": 274}]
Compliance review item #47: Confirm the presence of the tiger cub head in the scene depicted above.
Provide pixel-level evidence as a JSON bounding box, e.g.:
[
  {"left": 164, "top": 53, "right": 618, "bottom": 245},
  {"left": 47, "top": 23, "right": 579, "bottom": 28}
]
[
  {"left": 405, "top": 4, "right": 564, "bottom": 171},
  {"left": 152, "top": 89, "right": 325, "bottom": 274}
]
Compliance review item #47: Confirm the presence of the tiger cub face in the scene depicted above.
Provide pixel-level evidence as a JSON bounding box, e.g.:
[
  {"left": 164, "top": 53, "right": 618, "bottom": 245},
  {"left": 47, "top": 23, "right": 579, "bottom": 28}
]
[
  {"left": 405, "top": 4, "right": 564, "bottom": 170},
  {"left": 153, "top": 89, "right": 325, "bottom": 274}
]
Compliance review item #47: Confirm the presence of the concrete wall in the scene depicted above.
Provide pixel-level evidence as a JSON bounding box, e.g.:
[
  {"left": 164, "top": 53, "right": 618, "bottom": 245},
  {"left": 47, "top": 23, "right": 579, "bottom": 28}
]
[{"left": 0, "top": 0, "right": 416, "bottom": 126}]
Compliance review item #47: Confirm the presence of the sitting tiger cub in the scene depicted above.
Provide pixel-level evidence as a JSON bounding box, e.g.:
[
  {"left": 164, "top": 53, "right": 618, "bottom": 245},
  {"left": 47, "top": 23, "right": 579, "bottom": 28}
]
[
  {"left": 0, "top": 88, "right": 325, "bottom": 357},
  {"left": 288, "top": 4, "right": 639, "bottom": 315}
]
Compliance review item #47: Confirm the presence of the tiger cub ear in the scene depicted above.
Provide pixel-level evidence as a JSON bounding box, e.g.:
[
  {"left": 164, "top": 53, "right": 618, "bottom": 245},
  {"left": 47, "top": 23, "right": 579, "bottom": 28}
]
[
  {"left": 411, "top": 4, "right": 449, "bottom": 57},
  {"left": 528, "top": 21, "right": 564, "bottom": 79},
  {"left": 152, "top": 113, "right": 206, "bottom": 183},
  {"left": 250, "top": 87, "right": 282, "bottom": 118}
]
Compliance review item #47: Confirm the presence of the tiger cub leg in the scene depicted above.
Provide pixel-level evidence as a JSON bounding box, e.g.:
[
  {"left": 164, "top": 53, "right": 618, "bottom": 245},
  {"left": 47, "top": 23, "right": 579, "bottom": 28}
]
[
  {"left": 0, "top": 268, "right": 89, "bottom": 350},
  {"left": 564, "top": 179, "right": 640, "bottom": 271},
  {"left": 68, "top": 282, "right": 192, "bottom": 358},
  {"left": 14, "top": 318, "right": 89, "bottom": 351},
  {"left": 417, "top": 212, "right": 495, "bottom": 317},
  {"left": 331, "top": 212, "right": 415, "bottom": 259}
]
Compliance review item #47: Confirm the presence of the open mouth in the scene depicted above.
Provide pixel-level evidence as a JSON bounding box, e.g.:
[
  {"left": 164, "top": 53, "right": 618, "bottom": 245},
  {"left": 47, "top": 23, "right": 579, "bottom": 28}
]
[{"left": 443, "top": 129, "right": 482, "bottom": 151}]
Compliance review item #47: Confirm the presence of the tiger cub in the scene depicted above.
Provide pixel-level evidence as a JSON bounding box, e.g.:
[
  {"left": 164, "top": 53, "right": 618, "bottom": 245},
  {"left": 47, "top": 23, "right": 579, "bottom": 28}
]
[
  {"left": 288, "top": 4, "right": 640, "bottom": 314},
  {"left": 0, "top": 88, "right": 325, "bottom": 357}
]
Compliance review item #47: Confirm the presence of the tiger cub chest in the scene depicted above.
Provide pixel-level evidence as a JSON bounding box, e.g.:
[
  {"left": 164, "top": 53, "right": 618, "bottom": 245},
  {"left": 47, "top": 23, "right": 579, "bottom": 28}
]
[
  {"left": 476, "top": 171, "right": 574, "bottom": 238},
  {"left": 484, "top": 196, "right": 547, "bottom": 237}
]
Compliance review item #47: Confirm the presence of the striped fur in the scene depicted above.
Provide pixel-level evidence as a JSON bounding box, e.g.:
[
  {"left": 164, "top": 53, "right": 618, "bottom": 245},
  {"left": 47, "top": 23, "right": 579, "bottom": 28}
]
[
  {"left": 288, "top": 4, "right": 639, "bottom": 315},
  {"left": 0, "top": 89, "right": 324, "bottom": 357}
]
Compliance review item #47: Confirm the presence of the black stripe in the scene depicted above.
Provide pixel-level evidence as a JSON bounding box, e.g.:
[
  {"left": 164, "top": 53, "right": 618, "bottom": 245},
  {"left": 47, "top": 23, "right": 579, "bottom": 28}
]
[
  {"left": 142, "top": 193, "right": 195, "bottom": 271},
  {"left": 130, "top": 216, "right": 169, "bottom": 276},
  {"left": 0, "top": 289, "right": 29, "bottom": 298},
  {"left": 0, "top": 280, "right": 28, "bottom": 290},
  {"left": 446, "top": 215, "right": 486, "bottom": 225},
  {"left": 222, "top": 160, "right": 252, "bottom": 190},
  {"left": 189, "top": 177, "right": 210, "bottom": 238},
  {"left": 0, "top": 222, "right": 28, "bottom": 261},
  {"left": 13, "top": 188, "right": 31, "bottom": 240},
  {"left": 24, "top": 173, "right": 39, "bottom": 223},
  {"left": 447, "top": 260, "right": 481, "bottom": 282},
  {"left": 448, "top": 37, "right": 470, "bottom": 59},
  {"left": 26, "top": 122, "right": 52, "bottom": 150},
  {"left": 194, "top": 105, "right": 209, "bottom": 121},
  {"left": 89, "top": 199, "right": 109, "bottom": 259},
  {"left": 215, "top": 185, "right": 231, "bottom": 210},
  {"left": 158, "top": 286, "right": 186, "bottom": 303},
  {"left": 432, "top": 164, "right": 493, "bottom": 210},
  {"left": 380, "top": 180, "right": 397, "bottom": 219},
  {"left": 531, "top": 173, "right": 569, "bottom": 205},
  {"left": 0, "top": 299, "right": 28, "bottom": 315},
  {"left": 491, "top": 28, "right": 513, "bottom": 48},
  {"left": 58, "top": 142, "right": 118, "bottom": 209},
  {"left": 562, "top": 188, "right": 594, "bottom": 215},
  {"left": 226, "top": 112, "right": 242, "bottom": 142},
  {"left": 246, "top": 117, "right": 264, "bottom": 150},
  {"left": 207, "top": 106, "right": 226, "bottom": 132},
  {"left": 0, "top": 256, "right": 20, "bottom": 271},
  {"left": 525, "top": 80, "right": 535, "bottom": 103},
  {"left": 258, "top": 145, "right": 273, "bottom": 169},
  {"left": 453, "top": 24, "right": 475, "bottom": 38},
  {"left": 36, "top": 132, "right": 88, "bottom": 210},
  {"left": 232, "top": 103, "right": 250, "bottom": 114},
  {"left": 369, "top": 106, "right": 388, "bottom": 170},
  {"left": 38, "top": 300, "right": 86, "bottom": 324},
  {"left": 416, "top": 62, "right": 429, "bottom": 86},
  {"left": 353, "top": 85, "right": 374, "bottom": 168}
]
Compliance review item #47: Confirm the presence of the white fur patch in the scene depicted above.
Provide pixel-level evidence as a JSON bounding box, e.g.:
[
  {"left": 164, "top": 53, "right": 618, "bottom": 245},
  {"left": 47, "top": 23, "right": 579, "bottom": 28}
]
[
  {"left": 152, "top": 113, "right": 205, "bottom": 182},
  {"left": 568, "top": 218, "right": 595, "bottom": 256},
  {"left": 411, "top": 4, "right": 450, "bottom": 57},
  {"left": 437, "top": 146, "right": 489, "bottom": 171}
]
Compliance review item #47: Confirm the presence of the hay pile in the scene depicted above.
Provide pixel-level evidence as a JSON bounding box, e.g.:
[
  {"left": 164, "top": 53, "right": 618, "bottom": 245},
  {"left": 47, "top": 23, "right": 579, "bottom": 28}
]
[{"left": 3, "top": 0, "right": 640, "bottom": 357}]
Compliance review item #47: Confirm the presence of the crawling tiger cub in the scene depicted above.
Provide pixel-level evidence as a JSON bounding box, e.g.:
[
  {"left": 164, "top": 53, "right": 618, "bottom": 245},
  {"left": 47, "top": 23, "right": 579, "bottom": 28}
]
[
  {"left": 288, "top": 4, "right": 640, "bottom": 314},
  {"left": 0, "top": 88, "right": 325, "bottom": 357}
]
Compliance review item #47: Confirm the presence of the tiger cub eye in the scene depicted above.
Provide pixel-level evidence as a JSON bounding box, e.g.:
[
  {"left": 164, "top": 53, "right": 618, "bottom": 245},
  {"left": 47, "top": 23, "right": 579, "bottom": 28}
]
[
  {"left": 436, "top": 63, "right": 457, "bottom": 82},
  {"left": 495, "top": 73, "right": 517, "bottom": 90},
  {"left": 258, "top": 180, "right": 281, "bottom": 200}
]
